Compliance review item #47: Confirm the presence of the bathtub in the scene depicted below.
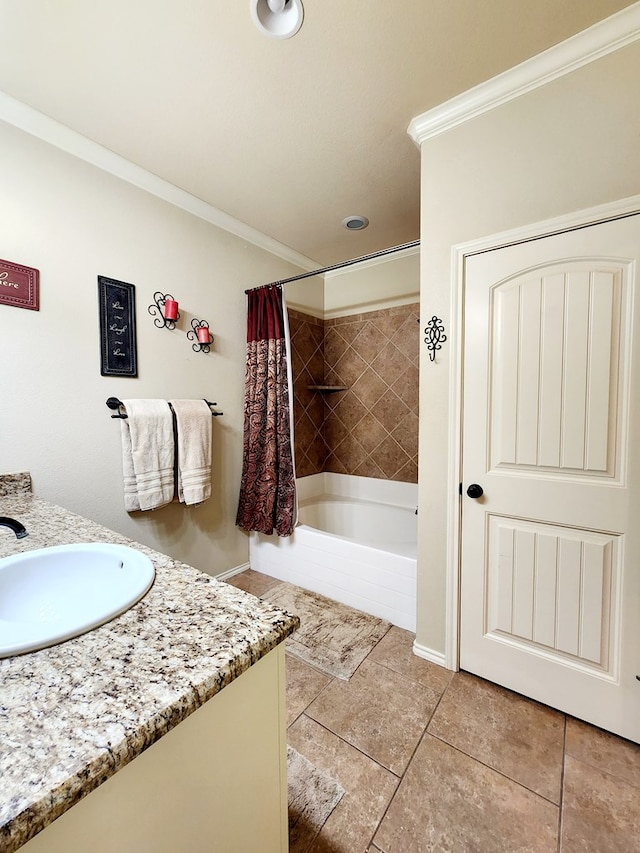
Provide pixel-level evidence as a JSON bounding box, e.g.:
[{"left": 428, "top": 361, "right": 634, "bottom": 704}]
[{"left": 249, "top": 473, "right": 417, "bottom": 631}]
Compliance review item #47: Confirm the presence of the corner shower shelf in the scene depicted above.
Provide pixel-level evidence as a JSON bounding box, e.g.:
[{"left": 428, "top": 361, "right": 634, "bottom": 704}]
[{"left": 307, "top": 385, "right": 348, "bottom": 393}]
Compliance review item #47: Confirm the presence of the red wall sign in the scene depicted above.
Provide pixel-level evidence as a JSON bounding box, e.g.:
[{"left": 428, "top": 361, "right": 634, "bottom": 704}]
[{"left": 0, "top": 258, "right": 39, "bottom": 311}]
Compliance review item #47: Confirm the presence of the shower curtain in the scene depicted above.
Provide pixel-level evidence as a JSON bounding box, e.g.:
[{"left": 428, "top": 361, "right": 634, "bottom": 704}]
[{"left": 236, "top": 284, "right": 296, "bottom": 536}]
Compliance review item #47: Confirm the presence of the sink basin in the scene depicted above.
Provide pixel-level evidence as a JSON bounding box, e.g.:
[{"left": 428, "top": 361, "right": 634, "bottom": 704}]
[{"left": 0, "top": 543, "right": 155, "bottom": 658}]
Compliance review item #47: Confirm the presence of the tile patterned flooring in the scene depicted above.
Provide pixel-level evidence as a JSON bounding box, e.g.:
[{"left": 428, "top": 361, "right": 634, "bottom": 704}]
[{"left": 227, "top": 570, "right": 640, "bottom": 853}]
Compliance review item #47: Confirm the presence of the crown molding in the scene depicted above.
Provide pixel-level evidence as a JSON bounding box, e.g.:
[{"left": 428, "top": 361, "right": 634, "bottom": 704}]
[
  {"left": 285, "top": 301, "right": 325, "bottom": 320},
  {"left": 323, "top": 242, "right": 419, "bottom": 279},
  {"left": 408, "top": 2, "right": 640, "bottom": 147},
  {"left": 0, "top": 89, "right": 320, "bottom": 272}
]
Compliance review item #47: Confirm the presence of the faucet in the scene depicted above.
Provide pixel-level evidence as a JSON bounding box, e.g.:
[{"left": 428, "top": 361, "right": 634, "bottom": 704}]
[{"left": 0, "top": 517, "right": 28, "bottom": 539}]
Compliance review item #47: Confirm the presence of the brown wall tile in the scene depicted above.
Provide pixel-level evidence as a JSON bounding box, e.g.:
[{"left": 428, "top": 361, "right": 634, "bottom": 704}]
[
  {"left": 289, "top": 311, "right": 326, "bottom": 477},
  {"left": 288, "top": 303, "right": 419, "bottom": 483}
]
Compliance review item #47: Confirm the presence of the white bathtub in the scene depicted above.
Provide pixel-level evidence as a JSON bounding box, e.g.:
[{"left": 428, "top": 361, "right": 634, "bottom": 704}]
[{"left": 249, "top": 473, "right": 417, "bottom": 631}]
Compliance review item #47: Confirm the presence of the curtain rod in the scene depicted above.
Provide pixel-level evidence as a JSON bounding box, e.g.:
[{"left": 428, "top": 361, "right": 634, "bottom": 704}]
[{"left": 244, "top": 239, "right": 420, "bottom": 294}]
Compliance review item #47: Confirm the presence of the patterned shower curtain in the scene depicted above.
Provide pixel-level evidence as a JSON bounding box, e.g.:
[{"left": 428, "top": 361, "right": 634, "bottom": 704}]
[{"left": 236, "top": 284, "right": 296, "bottom": 536}]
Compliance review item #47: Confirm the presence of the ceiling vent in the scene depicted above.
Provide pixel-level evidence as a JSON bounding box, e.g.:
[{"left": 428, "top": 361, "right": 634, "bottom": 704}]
[
  {"left": 251, "top": 0, "right": 304, "bottom": 39},
  {"left": 342, "top": 215, "right": 369, "bottom": 231}
]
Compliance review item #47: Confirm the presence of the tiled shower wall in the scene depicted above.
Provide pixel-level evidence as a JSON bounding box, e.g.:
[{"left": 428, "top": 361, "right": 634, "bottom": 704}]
[
  {"left": 288, "top": 304, "right": 419, "bottom": 483},
  {"left": 289, "top": 309, "right": 327, "bottom": 477}
]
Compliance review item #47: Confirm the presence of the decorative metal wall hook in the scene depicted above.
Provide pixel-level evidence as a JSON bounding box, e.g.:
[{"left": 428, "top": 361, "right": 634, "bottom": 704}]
[
  {"left": 188, "top": 318, "right": 213, "bottom": 353},
  {"left": 424, "top": 316, "right": 446, "bottom": 362},
  {"left": 148, "top": 291, "right": 180, "bottom": 330}
]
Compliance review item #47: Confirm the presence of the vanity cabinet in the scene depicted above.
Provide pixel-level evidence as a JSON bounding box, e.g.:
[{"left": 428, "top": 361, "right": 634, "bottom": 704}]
[
  {"left": 0, "top": 479, "right": 297, "bottom": 853},
  {"left": 21, "top": 646, "right": 288, "bottom": 853}
]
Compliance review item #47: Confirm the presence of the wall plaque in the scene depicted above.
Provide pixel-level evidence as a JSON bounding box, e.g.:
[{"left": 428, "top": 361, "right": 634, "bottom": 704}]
[
  {"left": 98, "top": 276, "right": 138, "bottom": 377},
  {"left": 0, "top": 258, "right": 39, "bottom": 311}
]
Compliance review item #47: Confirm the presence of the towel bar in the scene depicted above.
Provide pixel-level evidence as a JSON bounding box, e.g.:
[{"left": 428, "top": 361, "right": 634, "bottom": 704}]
[{"left": 106, "top": 397, "right": 223, "bottom": 418}]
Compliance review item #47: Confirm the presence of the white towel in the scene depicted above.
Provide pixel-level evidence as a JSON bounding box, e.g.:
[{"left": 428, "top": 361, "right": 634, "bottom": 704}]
[
  {"left": 120, "top": 399, "right": 175, "bottom": 512},
  {"left": 169, "top": 399, "right": 212, "bottom": 505}
]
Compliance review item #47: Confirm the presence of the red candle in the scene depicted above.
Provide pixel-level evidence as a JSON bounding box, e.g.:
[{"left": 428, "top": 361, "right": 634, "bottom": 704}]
[
  {"left": 197, "top": 325, "right": 210, "bottom": 344},
  {"left": 164, "top": 299, "right": 179, "bottom": 320}
]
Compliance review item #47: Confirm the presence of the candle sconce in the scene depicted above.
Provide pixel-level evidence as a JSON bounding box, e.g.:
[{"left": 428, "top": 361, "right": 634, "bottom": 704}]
[
  {"left": 188, "top": 318, "right": 213, "bottom": 353},
  {"left": 148, "top": 292, "right": 180, "bottom": 330}
]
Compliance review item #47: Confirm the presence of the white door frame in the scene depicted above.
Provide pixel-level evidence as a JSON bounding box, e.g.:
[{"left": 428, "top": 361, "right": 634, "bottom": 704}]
[{"left": 444, "top": 192, "right": 640, "bottom": 671}]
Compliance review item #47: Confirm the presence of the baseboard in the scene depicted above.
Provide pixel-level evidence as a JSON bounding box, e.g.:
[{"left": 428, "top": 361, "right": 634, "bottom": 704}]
[
  {"left": 412, "top": 640, "right": 449, "bottom": 670},
  {"left": 215, "top": 562, "right": 250, "bottom": 581}
]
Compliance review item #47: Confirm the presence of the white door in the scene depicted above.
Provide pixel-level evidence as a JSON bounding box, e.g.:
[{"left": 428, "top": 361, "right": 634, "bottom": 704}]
[{"left": 460, "top": 214, "right": 640, "bottom": 743}]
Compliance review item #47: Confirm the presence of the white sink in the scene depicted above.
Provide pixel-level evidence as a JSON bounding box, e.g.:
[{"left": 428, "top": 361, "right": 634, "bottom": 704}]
[{"left": 0, "top": 543, "right": 155, "bottom": 658}]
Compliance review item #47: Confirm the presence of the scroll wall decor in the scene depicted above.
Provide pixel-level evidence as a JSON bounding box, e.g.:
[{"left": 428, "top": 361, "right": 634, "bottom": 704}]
[{"left": 424, "top": 315, "right": 446, "bottom": 362}]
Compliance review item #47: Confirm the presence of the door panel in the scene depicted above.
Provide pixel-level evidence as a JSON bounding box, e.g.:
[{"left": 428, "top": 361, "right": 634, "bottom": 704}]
[
  {"left": 489, "top": 263, "right": 623, "bottom": 478},
  {"left": 460, "top": 215, "right": 640, "bottom": 742},
  {"left": 486, "top": 515, "right": 618, "bottom": 671}
]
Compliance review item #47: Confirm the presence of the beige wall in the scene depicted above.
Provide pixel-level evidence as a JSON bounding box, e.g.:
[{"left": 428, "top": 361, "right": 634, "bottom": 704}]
[
  {"left": 324, "top": 249, "right": 420, "bottom": 317},
  {"left": 286, "top": 274, "right": 324, "bottom": 318},
  {"left": 0, "top": 121, "right": 305, "bottom": 576},
  {"left": 286, "top": 246, "right": 420, "bottom": 319},
  {"left": 416, "top": 41, "right": 640, "bottom": 654}
]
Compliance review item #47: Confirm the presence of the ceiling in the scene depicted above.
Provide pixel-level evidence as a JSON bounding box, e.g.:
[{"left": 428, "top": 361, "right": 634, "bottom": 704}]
[{"left": 0, "top": 0, "right": 634, "bottom": 266}]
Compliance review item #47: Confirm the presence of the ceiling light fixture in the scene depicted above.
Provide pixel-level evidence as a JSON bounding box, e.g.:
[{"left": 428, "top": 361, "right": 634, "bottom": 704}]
[
  {"left": 251, "top": 0, "right": 304, "bottom": 39},
  {"left": 342, "top": 215, "right": 369, "bottom": 231}
]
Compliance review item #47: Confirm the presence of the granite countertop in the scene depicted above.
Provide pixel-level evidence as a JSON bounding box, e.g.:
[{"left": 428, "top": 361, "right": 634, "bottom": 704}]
[{"left": 0, "top": 473, "right": 299, "bottom": 853}]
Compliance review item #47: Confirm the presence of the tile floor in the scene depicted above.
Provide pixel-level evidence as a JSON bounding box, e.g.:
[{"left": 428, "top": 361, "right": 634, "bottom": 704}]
[{"left": 227, "top": 570, "right": 640, "bottom": 853}]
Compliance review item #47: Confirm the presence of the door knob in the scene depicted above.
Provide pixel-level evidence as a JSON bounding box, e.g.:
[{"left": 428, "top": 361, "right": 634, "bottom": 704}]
[{"left": 466, "top": 483, "right": 484, "bottom": 499}]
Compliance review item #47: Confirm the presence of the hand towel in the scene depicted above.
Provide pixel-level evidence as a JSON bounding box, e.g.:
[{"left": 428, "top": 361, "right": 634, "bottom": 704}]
[
  {"left": 120, "top": 399, "right": 175, "bottom": 511},
  {"left": 169, "top": 399, "right": 212, "bottom": 506}
]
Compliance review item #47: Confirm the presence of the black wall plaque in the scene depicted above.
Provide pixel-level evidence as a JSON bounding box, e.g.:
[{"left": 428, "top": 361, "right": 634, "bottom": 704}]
[{"left": 98, "top": 276, "right": 138, "bottom": 377}]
